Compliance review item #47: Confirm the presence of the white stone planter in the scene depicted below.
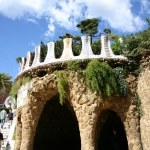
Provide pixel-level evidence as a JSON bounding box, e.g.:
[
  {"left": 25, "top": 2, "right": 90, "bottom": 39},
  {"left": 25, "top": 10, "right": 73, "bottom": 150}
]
[{"left": 59, "top": 38, "right": 74, "bottom": 61}]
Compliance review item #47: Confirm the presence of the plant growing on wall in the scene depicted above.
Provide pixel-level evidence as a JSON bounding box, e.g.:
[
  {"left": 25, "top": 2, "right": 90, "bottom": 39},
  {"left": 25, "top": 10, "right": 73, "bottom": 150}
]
[
  {"left": 67, "top": 60, "right": 82, "bottom": 72},
  {"left": 136, "top": 93, "right": 143, "bottom": 116},
  {"left": 54, "top": 71, "right": 68, "bottom": 105},
  {"left": 9, "top": 76, "right": 31, "bottom": 99},
  {"left": 9, "top": 79, "right": 21, "bottom": 99},
  {"left": 85, "top": 60, "right": 117, "bottom": 100},
  {"left": 67, "top": 60, "right": 84, "bottom": 80},
  {"left": 113, "top": 67, "right": 128, "bottom": 97}
]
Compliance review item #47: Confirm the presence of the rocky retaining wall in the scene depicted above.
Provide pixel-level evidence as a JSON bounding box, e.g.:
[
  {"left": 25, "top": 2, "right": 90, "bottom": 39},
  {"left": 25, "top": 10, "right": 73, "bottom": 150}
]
[
  {"left": 14, "top": 71, "right": 143, "bottom": 150},
  {"left": 138, "top": 67, "right": 150, "bottom": 150}
]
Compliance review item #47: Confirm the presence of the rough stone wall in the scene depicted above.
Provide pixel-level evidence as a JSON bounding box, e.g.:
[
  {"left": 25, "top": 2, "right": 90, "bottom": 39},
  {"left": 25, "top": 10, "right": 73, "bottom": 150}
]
[
  {"left": 14, "top": 107, "right": 22, "bottom": 150},
  {"left": 14, "top": 71, "right": 143, "bottom": 150},
  {"left": 67, "top": 72, "right": 142, "bottom": 150},
  {"left": 17, "top": 81, "right": 32, "bottom": 107},
  {"left": 15, "top": 74, "right": 58, "bottom": 150},
  {"left": 137, "top": 67, "right": 150, "bottom": 150}
]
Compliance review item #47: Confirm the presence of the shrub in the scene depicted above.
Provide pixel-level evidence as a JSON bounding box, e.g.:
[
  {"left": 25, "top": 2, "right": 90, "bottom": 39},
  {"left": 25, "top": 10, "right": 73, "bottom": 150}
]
[
  {"left": 113, "top": 67, "right": 128, "bottom": 97},
  {"left": 85, "top": 60, "right": 117, "bottom": 100}
]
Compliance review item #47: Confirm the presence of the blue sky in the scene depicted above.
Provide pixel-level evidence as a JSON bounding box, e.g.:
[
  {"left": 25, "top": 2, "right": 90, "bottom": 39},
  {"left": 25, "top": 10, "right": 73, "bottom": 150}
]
[{"left": 0, "top": 0, "right": 150, "bottom": 81}]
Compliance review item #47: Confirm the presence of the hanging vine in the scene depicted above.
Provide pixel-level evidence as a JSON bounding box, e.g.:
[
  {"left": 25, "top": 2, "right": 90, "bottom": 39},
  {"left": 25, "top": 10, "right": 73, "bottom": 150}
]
[{"left": 54, "top": 71, "right": 69, "bottom": 105}]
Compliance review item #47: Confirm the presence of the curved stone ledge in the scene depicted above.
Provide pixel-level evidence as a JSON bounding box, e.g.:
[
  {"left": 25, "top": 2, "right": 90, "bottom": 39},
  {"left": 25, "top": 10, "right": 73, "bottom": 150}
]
[
  {"left": 17, "top": 35, "right": 127, "bottom": 80},
  {"left": 16, "top": 57, "right": 128, "bottom": 81}
]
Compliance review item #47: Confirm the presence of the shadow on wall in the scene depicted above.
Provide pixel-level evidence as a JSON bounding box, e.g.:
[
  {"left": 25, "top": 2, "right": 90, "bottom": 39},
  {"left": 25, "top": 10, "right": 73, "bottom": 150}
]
[
  {"left": 33, "top": 95, "right": 81, "bottom": 150},
  {"left": 96, "top": 109, "right": 128, "bottom": 150}
]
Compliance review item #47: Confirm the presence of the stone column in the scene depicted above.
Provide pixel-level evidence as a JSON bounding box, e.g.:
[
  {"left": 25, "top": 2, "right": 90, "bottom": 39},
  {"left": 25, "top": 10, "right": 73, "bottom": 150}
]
[
  {"left": 14, "top": 107, "right": 22, "bottom": 150},
  {"left": 69, "top": 89, "right": 101, "bottom": 150},
  {"left": 123, "top": 104, "right": 142, "bottom": 150},
  {"left": 19, "top": 103, "right": 42, "bottom": 150},
  {"left": 77, "top": 103, "right": 99, "bottom": 150}
]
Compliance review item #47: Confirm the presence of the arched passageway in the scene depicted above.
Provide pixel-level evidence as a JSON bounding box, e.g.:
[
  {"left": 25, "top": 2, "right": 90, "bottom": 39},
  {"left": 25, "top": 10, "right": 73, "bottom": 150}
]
[
  {"left": 33, "top": 95, "right": 81, "bottom": 150},
  {"left": 96, "top": 109, "right": 128, "bottom": 150}
]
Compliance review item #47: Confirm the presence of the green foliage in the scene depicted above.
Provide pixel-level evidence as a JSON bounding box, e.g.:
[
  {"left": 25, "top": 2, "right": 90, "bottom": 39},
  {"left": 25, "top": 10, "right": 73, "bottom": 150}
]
[
  {"left": 16, "top": 57, "right": 22, "bottom": 63},
  {"left": 59, "top": 33, "right": 73, "bottom": 39},
  {"left": 9, "top": 79, "right": 21, "bottom": 98},
  {"left": 91, "top": 39, "right": 101, "bottom": 55},
  {"left": 113, "top": 67, "right": 128, "bottom": 97},
  {"left": 111, "top": 37, "right": 122, "bottom": 55},
  {"left": 0, "top": 73, "right": 12, "bottom": 91},
  {"left": 104, "top": 28, "right": 111, "bottom": 34},
  {"left": 146, "top": 17, "right": 150, "bottom": 28},
  {"left": 54, "top": 71, "right": 68, "bottom": 105},
  {"left": 124, "top": 56, "right": 141, "bottom": 75},
  {"left": 40, "top": 41, "right": 48, "bottom": 62},
  {"left": 22, "top": 76, "right": 31, "bottom": 85},
  {"left": 9, "top": 76, "right": 31, "bottom": 98},
  {"left": 124, "top": 28, "right": 150, "bottom": 57},
  {"left": 133, "top": 67, "right": 142, "bottom": 75},
  {"left": 76, "top": 18, "right": 100, "bottom": 37},
  {"left": 109, "top": 33, "right": 117, "bottom": 41},
  {"left": 72, "top": 35, "right": 82, "bottom": 56},
  {"left": 67, "top": 61, "right": 82, "bottom": 72},
  {"left": 55, "top": 40, "right": 63, "bottom": 58},
  {"left": 30, "top": 52, "right": 35, "bottom": 66},
  {"left": 67, "top": 61, "right": 83, "bottom": 79},
  {"left": 136, "top": 93, "right": 142, "bottom": 116},
  {"left": 0, "top": 73, "right": 12, "bottom": 99},
  {"left": 85, "top": 60, "right": 117, "bottom": 100}
]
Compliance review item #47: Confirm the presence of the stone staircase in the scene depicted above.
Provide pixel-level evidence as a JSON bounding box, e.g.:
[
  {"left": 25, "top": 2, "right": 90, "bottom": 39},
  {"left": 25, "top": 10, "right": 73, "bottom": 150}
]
[{"left": 1, "top": 117, "right": 16, "bottom": 150}]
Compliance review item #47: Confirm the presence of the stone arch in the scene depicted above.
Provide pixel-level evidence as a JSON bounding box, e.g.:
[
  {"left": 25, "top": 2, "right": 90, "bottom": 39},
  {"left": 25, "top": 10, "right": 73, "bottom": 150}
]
[
  {"left": 33, "top": 95, "right": 81, "bottom": 150},
  {"left": 14, "top": 73, "right": 143, "bottom": 150},
  {"left": 17, "top": 74, "right": 59, "bottom": 150},
  {"left": 95, "top": 109, "right": 128, "bottom": 150}
]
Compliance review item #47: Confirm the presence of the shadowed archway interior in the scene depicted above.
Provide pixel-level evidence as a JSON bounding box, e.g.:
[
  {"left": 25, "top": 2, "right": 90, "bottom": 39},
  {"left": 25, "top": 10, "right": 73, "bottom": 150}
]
[
  {"left": 33, "top": 95, "right": 81, "bottom": 150},
  {"left": 96, "top": 109, "right": 128, "bottom": 150}
]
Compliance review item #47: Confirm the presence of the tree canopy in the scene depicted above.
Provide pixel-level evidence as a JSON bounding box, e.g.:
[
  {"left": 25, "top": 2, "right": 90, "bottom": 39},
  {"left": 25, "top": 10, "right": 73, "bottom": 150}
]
[
  {"left": 0, "top": 73, "right": 12, "bottom": 91},
  {"left": 0, "top": 73, "right": 12, "bottom": 99},
  {"left": 104, "top": 28, "right": 111, "bottom": 35},
  {"left": 76, "top": 18, "right": 100, "bottom": 37}
]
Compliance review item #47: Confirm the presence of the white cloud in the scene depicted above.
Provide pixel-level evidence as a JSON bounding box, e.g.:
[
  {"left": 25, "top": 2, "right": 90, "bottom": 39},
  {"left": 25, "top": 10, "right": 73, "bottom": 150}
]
[
  {"left": 140, "top": 0, "right": 150, "bottom": 14},
  {"left": 78, "top": 0, "right": 145, "bottom": 32},
  {"left": 29, "top": 41, "right": 36, "bottom": 47},
  {"left": 44, "top": 18, "right": 55, "bottom": 37},
  {"left": 0, "top": 0, "right": 146, "bottom": 37},
  {"left": 26, "top": 18, "right": 38, "bottom": 24}
]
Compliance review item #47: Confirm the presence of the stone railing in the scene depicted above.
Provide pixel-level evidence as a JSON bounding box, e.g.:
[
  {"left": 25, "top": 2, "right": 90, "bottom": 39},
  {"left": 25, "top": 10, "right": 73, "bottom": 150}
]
[{"left": 19, "top": 35, "right": 127, "bottom": 75}]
